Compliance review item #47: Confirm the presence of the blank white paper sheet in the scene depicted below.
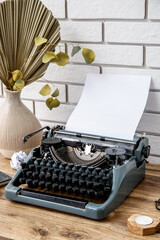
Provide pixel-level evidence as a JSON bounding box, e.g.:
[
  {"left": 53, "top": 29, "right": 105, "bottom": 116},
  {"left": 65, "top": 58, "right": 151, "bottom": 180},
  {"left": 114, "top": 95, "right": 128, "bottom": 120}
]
[{"left": 66, "top": 74, "right": 151, "bottom": 140}]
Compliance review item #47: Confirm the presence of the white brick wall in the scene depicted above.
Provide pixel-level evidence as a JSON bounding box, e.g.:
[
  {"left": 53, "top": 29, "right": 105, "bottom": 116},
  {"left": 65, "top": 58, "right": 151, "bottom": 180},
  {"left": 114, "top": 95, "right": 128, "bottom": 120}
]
[
  {"left": 68, "top": 0, "right": 145, "bottom": 19},
  {"left": 1, "top": 0, "right": 160, "bottom": 163}
]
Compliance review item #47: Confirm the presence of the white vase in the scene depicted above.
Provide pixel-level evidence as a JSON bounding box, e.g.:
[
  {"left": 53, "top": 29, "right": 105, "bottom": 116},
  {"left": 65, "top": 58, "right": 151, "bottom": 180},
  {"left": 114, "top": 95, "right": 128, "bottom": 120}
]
[{"left": 0, "top": 88, "right": 42, "bottom": 158}]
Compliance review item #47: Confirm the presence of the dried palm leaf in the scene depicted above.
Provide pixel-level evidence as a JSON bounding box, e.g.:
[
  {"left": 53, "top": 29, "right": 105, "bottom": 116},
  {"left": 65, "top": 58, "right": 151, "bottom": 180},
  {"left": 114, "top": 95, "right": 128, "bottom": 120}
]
[{"left": 0, "top": 0, "right": 60, "bottom": 89}]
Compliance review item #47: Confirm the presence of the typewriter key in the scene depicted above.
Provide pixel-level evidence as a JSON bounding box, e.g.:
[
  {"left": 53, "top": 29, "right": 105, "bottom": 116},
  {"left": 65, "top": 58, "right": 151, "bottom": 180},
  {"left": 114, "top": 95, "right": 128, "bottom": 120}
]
[
  {"left": 29, "top": 164, "right": 35, "bottom": 171},
  {"left": 46, "top": 173, "right": 52, "bottom": 181},
  {"left": 52, "top": 183, "right": 59, "bottom": 191},
  {"left": 87, "top": 189, "right": 95, "bottom": 198},
  {"left": 32, "top": 171, "right": 39, "bottom": 179},
  {"left": 72, "top": 187, "right": 80, "bottom": 195},
  {"left": 59, "top": 176, "right": 65, "bottom": 183},
  {"left": 45, "top": 181, "right": 52, "bottom": 189},
  {"left": 66, "top": 185, "right": 72, "bottom": 194},
  {"left": 39, "top": 172, "right": 45, "bottom": 180},
  {"left": 59, "top": 184, "right": 65, "bottom": 192},
  {"left": 86, "top": 181, "right": 93, "bottom": 188},
  {"left": 26, "top": 171, "right": 32, "bottom": 178},
  {"left": 21, "top": 162, "right": 26, "bottom": 169},
  {"left": 19, "top": 177, "right": 25, "bottom": 184},
  {"left": 33, "top": 179, "right": 39, "bottom": 188},
  {"left": 26, "top": 179, "right": 32, "bottom": 187},
  {"left": 80, "top": 188, "right": 87, "bottom": 196},
  {"left": 72, "top": 179, "right": 79, "bottom": 186},
  {"left": 65, "top": 177, "right": 72, "bottom": 184},
  {"left": 52, "top": 174, "right": 58, "bottom": 182},
  {"left": 39, "top": 181, "right": 45, "bottom": 189}
]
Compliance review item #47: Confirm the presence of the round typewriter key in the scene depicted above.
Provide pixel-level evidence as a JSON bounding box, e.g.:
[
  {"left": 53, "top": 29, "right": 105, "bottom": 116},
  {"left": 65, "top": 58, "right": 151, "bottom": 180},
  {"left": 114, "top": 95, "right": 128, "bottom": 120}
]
[
  {"left": 67, "top": 170, "right": 74, "bottom": 177},
  {"left": 42, "top": 166, "right": 48, "bottom": 173},
  {"left": 93, "top": 183, "right": 100, "bottom": 190},
  {"left": 65, "top": 177, "right": 72, "bottom": 184},
  {"left": 39, "top": 181, "right": 45, "bottom": 189},
  {"left": 79, "top": 180, "right": 86, "bottom": 187},
  {"left": 33, "top": 179, "right": 39, "bottom": 188},
  {"left": 80, "top": 188, "right": 87, "bottom": 196},
  {"left": 74, "top": 172, "right": 81, "bottom": 178},
  {"left": 73, "top": 187, "right": 79, "bottom": 195},
  {"left": 36, "top": 165, "right": 41, "bottom": 173},
  {"left": 81, "top": 166, "right": 87, "bottom": 172},
  {"left": 33, "top": 171, "right": 39, "bottom": 179},
  {"left": 19, "top": 177, "right": 25, "bottom": 184},
  {"left": 59, "top": 176, "right": 65, "bottom": 183},
  {"left": 31, "top": 157, "right": 36, "bottom": 162},
  {"left": 87, "top": 189, "right": 95, "bottom": 198},
  {"left": 81, "top": 172, "right": 88, "bottom": 179},
  {"left": 26, "top": 171, "right": 32, "bottom": 178},
  {"left": 66, "top": 186, "right": 72, "bottom": 194},
  {"left": 61, "top": 163, "right": 67, "bottom": 168},
  {"left": 72, "top": 179, "right": 79, "bottom": 185},
  {"left": 88, "top": 174, "right": 94, "bottom": 180},
  {"left": 21, "top": 162, "right": 26, "bottom": 169},
  {"left": 39, "top": 172, "right": 45, "bottom": 180},
  {"left": 54, "top": 169, "right": 60, "bottom": 175},
  {"left": 86, "top": 181, "right": 93, "bottom": 188},
  {"left": 60, "top": 170, "right": 67, "bottom": 176},
  {"left": 22, "top": 168, "right": 28, "bottom": 177},
  {"left": 45, "top": 181, "right": 52, "bottom": 189},
  {"left": 102, "top": 176, "right": 109, "bottom": 184},
  {"left": 52, "top": 174, "right": 58, "bottom": 182},
  {"left": 94, "top": 175, "right": 101, "bottom": 181},
  {"left": 52, "top": 183, "right": 59, "bottom": 191},
  {"left": 29, "top": 164, "right": 35, "bottom": 171},
  {"left": 48, "top": 167, "right": 53, "bottom": 174},
  {"left": 87, "top": 166, "right": 94, "bottom": 173},
  {"left": 46, "top": 173, "right": 51, "bottom": 181},
  {"left": 26, "top": 179, "right": 32, "bottom": 187},
  {"left": 36, "top": 158, "right": 42, "bottom": 165},
  {"left": 59, "top": 184, "right": 65, "bottom": 192}
]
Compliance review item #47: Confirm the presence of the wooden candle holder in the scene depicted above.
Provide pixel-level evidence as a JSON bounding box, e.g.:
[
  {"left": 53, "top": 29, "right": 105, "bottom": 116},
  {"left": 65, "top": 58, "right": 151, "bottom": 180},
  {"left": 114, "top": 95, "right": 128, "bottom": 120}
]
[{"left": 127, "top": 214, "right": 160, "bottom": 236}]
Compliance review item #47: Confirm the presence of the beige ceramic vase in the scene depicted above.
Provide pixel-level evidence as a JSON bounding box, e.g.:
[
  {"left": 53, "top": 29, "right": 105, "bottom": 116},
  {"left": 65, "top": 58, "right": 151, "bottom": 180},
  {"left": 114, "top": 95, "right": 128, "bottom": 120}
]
[{"left": 0, "top": 88, "right": 42, "bottom": 158}]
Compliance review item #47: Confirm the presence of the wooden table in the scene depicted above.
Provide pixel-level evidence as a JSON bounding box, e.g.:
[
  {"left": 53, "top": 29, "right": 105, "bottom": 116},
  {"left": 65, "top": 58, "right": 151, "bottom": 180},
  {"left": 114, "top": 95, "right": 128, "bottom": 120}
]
[{"left": 0, "top": 154, "right": 160, "bottom": 240}]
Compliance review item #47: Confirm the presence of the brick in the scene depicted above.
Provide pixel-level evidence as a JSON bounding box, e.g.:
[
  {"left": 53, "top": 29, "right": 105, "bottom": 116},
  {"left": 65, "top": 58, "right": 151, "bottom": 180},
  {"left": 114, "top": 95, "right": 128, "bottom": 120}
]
[
  {"left": 148, "top": 0, "right": 160, "bottom": 20},
  {"left": 146, "top": 135, "right": 160, "bottom": 156},
  {"left": 102, "top": 67, "right": 160, "bottom": 90},
  {"left": 68, "top": 44, "right": 143, "bottom": 66},
  {"left": 42, "top": 63, "right": 100, "bottom": 84},
  {"left": 146, "top": 92, "right": 160, "bottom": 113},
  {"left": 68, "top": 85, "right": 83, "bottom": 103},
  {"left": 35, "top": 102, "right": 75, "bottom": 122},
  {"left": 105, "top": 22, "right": 160, "bottom": 44},
  {"left": 137, "top": 113, "right": 160, "bottom": 135},
  {"left": 148, "top": 156, "right": 160, "bottom": 164},
  {"left": 21, "top": 82, "right": 66, "bottom": 102},
  {"left": 146, "top": 47, "right": 160, "bottom": 68},
  {"left": 41, "top": 0, "right": 65, "bottom": 19},
  {"left": 68, "top": 0, "right": 145, "bottom": 19},
  {"left": 60, "top": 21, "right": 102, "bottom": 42}
]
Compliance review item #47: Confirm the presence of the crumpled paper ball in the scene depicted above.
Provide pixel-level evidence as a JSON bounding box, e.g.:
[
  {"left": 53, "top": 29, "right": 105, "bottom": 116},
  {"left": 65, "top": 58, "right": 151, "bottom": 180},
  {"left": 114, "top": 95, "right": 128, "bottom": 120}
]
[{"left": 10, "top": 151, "right": 27, "bottom": 170}]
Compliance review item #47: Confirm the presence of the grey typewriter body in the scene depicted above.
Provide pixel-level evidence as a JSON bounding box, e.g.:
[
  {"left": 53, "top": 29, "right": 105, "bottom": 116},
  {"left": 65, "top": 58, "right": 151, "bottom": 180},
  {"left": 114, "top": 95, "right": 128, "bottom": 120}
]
[{"left": 5, "top": 126, "right": 150, "bottom": 220}]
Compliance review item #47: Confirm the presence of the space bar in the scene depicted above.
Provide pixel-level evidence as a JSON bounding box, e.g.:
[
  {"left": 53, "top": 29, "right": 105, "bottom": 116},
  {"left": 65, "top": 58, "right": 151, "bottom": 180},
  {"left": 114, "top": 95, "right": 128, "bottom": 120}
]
[{"left": 19, "top": 189, "right": 88, "bottom": 209}]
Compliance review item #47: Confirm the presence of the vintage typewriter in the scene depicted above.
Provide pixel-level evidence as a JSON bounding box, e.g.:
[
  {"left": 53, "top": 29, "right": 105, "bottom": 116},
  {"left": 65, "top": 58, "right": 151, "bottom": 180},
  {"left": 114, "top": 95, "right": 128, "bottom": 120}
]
[
  {"left": 5, "top": 74, "right": 151, "bottom": 219},
  {"left": 5, "top": 125, "right": 150, "bottom": 220}
]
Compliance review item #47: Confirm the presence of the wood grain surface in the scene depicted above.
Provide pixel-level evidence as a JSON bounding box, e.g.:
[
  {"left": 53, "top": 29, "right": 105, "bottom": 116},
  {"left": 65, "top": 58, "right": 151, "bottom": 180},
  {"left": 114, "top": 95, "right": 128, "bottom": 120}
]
[{"left": 0, "top": 154, "right": 160, "bottom": 240}]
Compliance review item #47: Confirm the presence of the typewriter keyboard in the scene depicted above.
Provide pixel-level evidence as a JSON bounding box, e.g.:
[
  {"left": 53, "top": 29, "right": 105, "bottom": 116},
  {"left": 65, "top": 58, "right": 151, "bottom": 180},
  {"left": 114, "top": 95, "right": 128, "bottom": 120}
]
[{"left": 17, "top": 149, "right": 112, "bottom": 201}]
